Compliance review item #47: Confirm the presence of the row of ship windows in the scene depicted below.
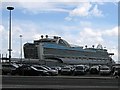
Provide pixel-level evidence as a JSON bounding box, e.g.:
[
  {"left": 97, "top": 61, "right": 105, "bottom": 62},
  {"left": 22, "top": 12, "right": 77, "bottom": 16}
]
[
  {"left": 58, "top": 56, "right": 108, "bottom": 61},
  {"left": 44, "top": 54, "right": 109, "bottom": 61}
]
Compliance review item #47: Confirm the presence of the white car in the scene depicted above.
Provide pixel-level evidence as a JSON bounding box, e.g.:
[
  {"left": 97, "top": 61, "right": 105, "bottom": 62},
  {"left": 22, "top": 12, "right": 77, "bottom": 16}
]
[{"left": 99, "top": 66, "right": 111, "bottom": 75}]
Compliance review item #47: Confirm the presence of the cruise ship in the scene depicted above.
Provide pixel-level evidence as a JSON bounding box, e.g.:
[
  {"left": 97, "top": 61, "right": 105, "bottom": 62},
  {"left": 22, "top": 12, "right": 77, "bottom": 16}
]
[{"left": 23, "top": 35, "right": 115, "bottom": 65}]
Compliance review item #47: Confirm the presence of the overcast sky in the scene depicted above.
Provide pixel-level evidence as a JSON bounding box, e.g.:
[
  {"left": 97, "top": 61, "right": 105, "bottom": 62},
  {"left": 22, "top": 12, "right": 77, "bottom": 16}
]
[{"left": 0, "top": 0, "right": 119, "bottom": 63}]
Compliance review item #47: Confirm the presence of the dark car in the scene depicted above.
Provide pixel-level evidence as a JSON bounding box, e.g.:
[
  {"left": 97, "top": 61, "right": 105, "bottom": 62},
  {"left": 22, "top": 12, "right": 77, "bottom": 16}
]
[
  {"left": 33, "top": 65, "right": 58, "bottom": 76},
  {"left": 51, "top": 66, "right": 62, "bottom": 74},
  {"left": 84, "top": 65, "right": 90, "bottom": 72},
  {"left": 2, "top": 63, "right": 19, "bottom": 75},
  {"left": 90, "top": 66, "right": 100, "bottom": 74},
  {"left": 42, "top": 65, "right": 58, "bottom": 76},
  {"left": 113, "top": 66, "right": 120, "bottom": 76},
  {"left": 73, "top": 65, "right": 86, "bottom": 75},
  {"left": 15, "top": 65, "right": 50, "bottom": 76}
]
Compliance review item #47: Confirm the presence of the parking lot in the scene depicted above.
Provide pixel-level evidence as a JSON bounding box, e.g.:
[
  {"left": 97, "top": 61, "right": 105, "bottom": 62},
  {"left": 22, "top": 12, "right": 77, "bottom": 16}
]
[
  {"left": 1, "top": 63, "right": 120, "bottom": 90},
  {"left": 1, "top": 63, "right": 120, "bottom": 77}
]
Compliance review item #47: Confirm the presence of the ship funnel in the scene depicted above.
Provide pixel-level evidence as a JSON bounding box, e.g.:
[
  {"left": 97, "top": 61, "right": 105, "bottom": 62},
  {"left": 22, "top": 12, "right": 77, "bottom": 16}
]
[
  {"left": 46, "top": 35, "right": 48, "bottom": 38},
  {"left": 41, "top": 35, "right": 43, "bottom": 39}
]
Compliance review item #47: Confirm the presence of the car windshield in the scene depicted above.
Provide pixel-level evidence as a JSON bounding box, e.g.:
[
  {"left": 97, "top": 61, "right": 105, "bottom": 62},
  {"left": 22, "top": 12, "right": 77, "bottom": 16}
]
[
  {"left": 101, "top": 68, "right": 109, "bottom": 70},
  {"left": 76, "top": 66, "right": 83, "bottom": 70},
  {"left": 2, "top": 64, "right": 18, "bottom": 68},
  {"left": 34, "top": 66, "right": 46, "bottom": 70},
  {"left": 63, "top": 67, "right": 70, "bottom": 69},
  {"left": 43, "top": 66, "right": 51, "bottom": 70}
]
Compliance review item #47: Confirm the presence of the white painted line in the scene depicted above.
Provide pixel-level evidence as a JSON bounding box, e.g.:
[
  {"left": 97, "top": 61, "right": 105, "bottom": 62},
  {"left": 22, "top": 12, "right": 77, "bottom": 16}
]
[{"left": 2, "top": 85, "right": 119, "bottom": 89}]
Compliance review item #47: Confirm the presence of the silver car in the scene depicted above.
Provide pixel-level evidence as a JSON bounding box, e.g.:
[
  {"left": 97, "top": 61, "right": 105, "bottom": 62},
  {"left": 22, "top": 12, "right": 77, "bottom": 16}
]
[
  {"left": 61, "top": 66, "right": 73, "bottom": 75},
  {"left": 73, "top": 65, "right": 86, "bottom": 75},
  {"left": 99, "top": 66, "right": 111, "bottom": 75}
]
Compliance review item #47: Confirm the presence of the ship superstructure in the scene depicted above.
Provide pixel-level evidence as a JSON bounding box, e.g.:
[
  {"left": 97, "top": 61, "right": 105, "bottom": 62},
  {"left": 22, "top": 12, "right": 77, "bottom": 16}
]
[{"left": 23, "top": 35, "right": 115, "bottom": 65}]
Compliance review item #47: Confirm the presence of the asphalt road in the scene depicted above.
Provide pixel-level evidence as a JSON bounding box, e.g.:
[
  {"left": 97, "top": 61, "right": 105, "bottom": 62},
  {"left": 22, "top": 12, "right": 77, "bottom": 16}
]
[{"left": 1, "top": 75, "right": 120, "bottom": 90}]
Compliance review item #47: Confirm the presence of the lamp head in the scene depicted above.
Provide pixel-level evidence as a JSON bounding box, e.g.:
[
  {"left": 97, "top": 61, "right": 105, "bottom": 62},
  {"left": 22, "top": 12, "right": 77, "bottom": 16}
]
[
  {"left": 20, "top": 35, "right": 22, "bottom": 37},
  {"left": 7, "top": 7, "right": 14, "bottom": 10}
]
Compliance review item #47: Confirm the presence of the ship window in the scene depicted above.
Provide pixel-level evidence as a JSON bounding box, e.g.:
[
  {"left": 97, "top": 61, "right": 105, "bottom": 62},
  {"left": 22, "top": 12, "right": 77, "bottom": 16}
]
[{"left": 58, "top": 39, "right": 70, "bottom": 47}]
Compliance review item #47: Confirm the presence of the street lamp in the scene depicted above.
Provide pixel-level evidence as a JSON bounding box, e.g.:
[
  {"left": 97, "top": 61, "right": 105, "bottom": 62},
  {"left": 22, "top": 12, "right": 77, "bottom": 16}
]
[
  {"left": 19, "top": 35, "right": 22, "bottom": 63},
  {"left": 7, "top": 6, "right": 14, "bottom": 63}
]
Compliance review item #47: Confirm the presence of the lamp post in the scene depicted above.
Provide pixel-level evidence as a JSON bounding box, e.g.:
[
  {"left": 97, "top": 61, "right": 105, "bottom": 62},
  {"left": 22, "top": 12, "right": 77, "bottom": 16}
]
[
  {"left": 7, "top": 6, "right": 14, "bottom": 63},
  {"left": 20, "top": 35, "right": 22, "bottom": 63}
]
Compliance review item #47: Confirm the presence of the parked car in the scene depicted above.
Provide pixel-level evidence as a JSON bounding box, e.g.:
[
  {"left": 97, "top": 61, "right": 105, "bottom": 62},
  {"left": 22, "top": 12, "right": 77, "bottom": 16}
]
[
  {"left": 112, "top": 66, "right": 120, "bottom": 73},
  {"left": 99, "top": 66, "right": 111, "bottom": 75},
  {"left": 113, "top": 66, "right": 120, "bottom": 76},
  {"left": 90, "top": 66, "right": 100, "bottom": 74},
  {"left": 2, "top": 63, "right": 19, "bottom": 75},
  {"left": 41, "top": 65, "right": 58, "bottom": 76},
  {"left": 73, "top": 65, "right": 86, "bottom": 75},
  {"left": 51, "top": 66, "right": 62, "bottom": 74},
  {"left": 111, "top": 66, "right": 116, "bottom": 73},
  {"left": 61, "top": 66, "right": 73, "bottom": 75},
  {"left": 15, "top": 64, "right": 50, "bottom": 76},
  {"left": 84, "top": 65, "right": 90, "bottom": 72}
]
